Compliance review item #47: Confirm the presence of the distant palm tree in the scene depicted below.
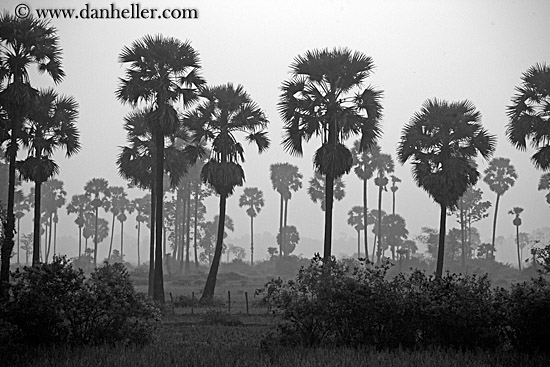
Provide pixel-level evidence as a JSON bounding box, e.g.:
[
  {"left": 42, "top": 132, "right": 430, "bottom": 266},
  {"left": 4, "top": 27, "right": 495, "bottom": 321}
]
[
  {"left": 117, "top": 34, "right": 204, "bottom": 303},
  {"left": 269, "top": 163, "right": 302, "bottom": 257},
  {"left": 397, "top": 99, "right": 495, "bottom": 278},
  {"left": 184, "top": 83, "right": 269, "bottom": 301},
  {"left": 351, "top": 140, "right": 379, "bottom": 257},
  {"left": 381, "top": 214, "right": 408, "bottom": 261},
  {"left": 307, "top": 171, "right": 346, "bottom": 211},
  {"left": 509, "top": 207, "right": 524, "bottom": 271},
  {"left": 40, "top": 179, "right": 66, "bottom": 262},
  {"left": 279, "top": 47, "right": 383, "bottom": 261},
  {"left": 115, "top": 190, "right": 134, "bottom": 261},
  {"left": 0, "top": 13, "right": 64, "bottom": 290},
  {"left": 239, "top": 187, "right": 265, "bottom": 266},
  {"left": 16, "top": 89, "right": 79, "bottom": 265},
  {"left": 372, "top": 149, "right": 394, "bottom": 263},
  {"left": 538, "top": 173, "right": 550, "bottom": 207},
  {"left": 389, "top": 175, "right": 401, "bottom": 215},
  {"left": 483, "top": 157, "right": 517, "bottom": 259},
  {"left": 506, "top": 63, "right": 550, "bottom": 170},
  {"left": 347, "top": 206, "right": 364, "bottom": 258},
  {"left": 132, "top": 194, "right": 150, "bottom": 266},
  {"left": 67, "top": 193, "right": 92, "bottom": 259},
  {"left": 14, "top": 190, "right": 29, "bottom": 265},
  {"left": 84, "top": 178, "right": 111, "bottom": 268}
]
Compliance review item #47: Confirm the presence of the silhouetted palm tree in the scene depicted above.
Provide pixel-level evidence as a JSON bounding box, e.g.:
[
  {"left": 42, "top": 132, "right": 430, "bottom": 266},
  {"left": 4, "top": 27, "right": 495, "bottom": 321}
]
[
  {"left": 184, "top": 83, "right": 269, "bottom": 301},
  {"left": 390, "top": 175, "right": 401, "bottom": 215},
  {"left": 538, "top": 173, "right": 550, "bottom": 208},
  {"left": 132, "top": 194, "right": 150, "bottom": 266},
  {"left": 67, "top": 193, "right": 92, "bottom": 259},
  {"left": 509, "top": 207, "right": 524, "bottom": 271},
  {"left": 84, "top": 178, "right": 111, "bottom": 268},
  {"left": 483, "top": 157, "right": 517, "bottom": 259},
  {"left": 372, "top": 148, "right": 394, "bottom": 263},
  {"left": 269, "top": 163, "right": 302, "bottom": 257},
  {"left": 239, "top": 187, "right": 264, "bottom": 266},
  {"left": 351, "top": 140, "right": 379, "bottom": 257},
  {"left": 0, "top": 13, "right": 64, "bottom": 290},
  {"left": 117, "top": 34, "right": 204, "bottom": 303},
  {"left": 347, "top": 206, "right": 364, "bottom": 258},
  {"left": 13, "top": 189, "right": 29, "bottom": 265},
  {"left": 279, "top": 48, "right": 383, "bottom": 261},
  {"left": 40, "top": 179, "right": 66, "bottom": 262},
  {"left": 397, "top": 98, "right": 495, "bottom": 278},
  {"left": 307, "top": 171, "right": 345, "bottom": 211},
  {"left": 16, "top": 89, "right": 79, "bottom": 265},
  {"left": 506, "top": 63, "right": 550, "bottom": 170}
]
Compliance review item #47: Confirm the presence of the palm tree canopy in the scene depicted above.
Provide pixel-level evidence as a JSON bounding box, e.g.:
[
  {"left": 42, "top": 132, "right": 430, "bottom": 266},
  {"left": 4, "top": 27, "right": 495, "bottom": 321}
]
[
  {"left": 307, "top": 171, "right": 345, "bottom": 211},
  {"left": 347, "top": 205, "right": 364, "bottom": 231},
  {"left": 269, "top": 162, "right": 303, "bottom": 200},
  {"left": 351, "top": 139, "right": 380, "bottom": 180},
  {"left": 506, "top": 63, "right": 550, "bottom": 170},
  {"left": 84, "top": 177, "right": 111, "bottom": 210},
  {"left": 483, "top": 157, "right": 518, "bottom": 196},
  {"left": 397, "top": 98, "right": 496, "bottom": 209},
  {"left": 184, "top": 83, "right": 270, "bottom": 196},
  {"left": 238, "top": 187, "right": 264, "bottom": 218},
  {"left": 66, "top": 193, "right": 92, "bottom": 227},
  {"left": 278, "top": 47, "right": 383, "bottom": 178}
]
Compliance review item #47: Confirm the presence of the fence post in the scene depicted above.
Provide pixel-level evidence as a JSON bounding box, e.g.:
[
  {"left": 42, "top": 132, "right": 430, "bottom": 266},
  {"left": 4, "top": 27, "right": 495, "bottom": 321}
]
[
  {"left": 245, "top": 292, "right": 249, "bottom": 315},
  {"left": 191, "top": 292, "right": 194, "bottom": 315},
  {"left": 228, "top": 290, "right": 231, "bottom": 313}
]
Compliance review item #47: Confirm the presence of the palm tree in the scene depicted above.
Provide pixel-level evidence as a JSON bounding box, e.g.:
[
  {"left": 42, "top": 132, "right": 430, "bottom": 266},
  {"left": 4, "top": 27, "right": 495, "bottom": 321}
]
[
  {"left": 269, "top": 163, "right": 302, "bottom": 258},
  {"left": 351, "top": 140, "right": 379, "bottom": 257},
  {"left": 66, "top": 193, "right": 91, "bottom": 259},
  {"left": 278, "top": 48, "right": 383, "bottom": 261},
  {"left": 132, "top": 194, "right": 150, "bottom": 266},
  {"left": 114, "top": 189, "right": 134, "bottom": 261},
  {"left": 307, "top": 171, "right": 346, "bottom": 211},
  {"left": 483, "top": 157, "right": 517, "bottom": 259},
  {"left": 509, "top": 207, "right": 524, "bottom": 271},
  {"left": 238, "top": 187, "right": 264, "bottom": 266},
  {"left": 117, "top": 35, "right": 203, "bottom": 303},
  {"left": 538, "top": 173, "right": 550, "bottom": 207},
  {"left": 84, "top": 178, "right": 111, "bottom": 268},
  {"left": 372, "top": 149, "right": 394, "bottom": 262},
  {"left": 506, "top": 63, "right": 550, "bottom": 170},
  {"left": 277, "top": 225, "right": 300, "bottom": 256},
  {"left": 106, "top": 186, "right": 127, "bottom": 259},
  {"left": 397, "top": 98, "right": 495, "bottom": 278},
  {"left": 184, "top": 83, "right": 269, "bottom": 301},
  {"left": 0, "top": 13, "right": 64, "bottom": 291},
  {"left": 347, "top": 206, "right": 364, "bottom": 258},
  {"left": 390, "top": 175, "right": 401, "bottom": 215},
  {"left": 13, "top": 189, "right": 29, "bottom": 265},
  {"left": 40, "top": 179, "right": 66, "bottom": 262},
  {"left": 16, "top": 88, "right": 79, "bottom": 265},
  {"left": 381, "top": 214, "right": 408, "bottom": 261}
]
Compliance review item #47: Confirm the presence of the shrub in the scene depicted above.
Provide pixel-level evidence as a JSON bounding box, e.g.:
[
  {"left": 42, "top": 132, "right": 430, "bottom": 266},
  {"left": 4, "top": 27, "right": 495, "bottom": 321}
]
[{"left": 4, "top": 256, "right": 160, "bottom": 345}]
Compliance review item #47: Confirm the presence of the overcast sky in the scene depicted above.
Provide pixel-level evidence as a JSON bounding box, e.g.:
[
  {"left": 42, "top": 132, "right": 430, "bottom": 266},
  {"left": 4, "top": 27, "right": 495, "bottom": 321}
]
[{"left": 4, "top": 0, "right": 550, "bottom": 264}]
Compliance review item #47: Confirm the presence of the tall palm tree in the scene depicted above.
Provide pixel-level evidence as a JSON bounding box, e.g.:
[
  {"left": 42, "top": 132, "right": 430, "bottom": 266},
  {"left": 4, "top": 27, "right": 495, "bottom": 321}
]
[
  {"left": 483, "top": 157, "right": 517, "bottom": 259},
  {"left": 132, "top": 194, "right": 150, "bottom": 266},
  {"left": 238, "top": 187, "right": 264, "bottom": 266},
  {"left": 0, "top": 13, "right": 64, "bottom": 290},
  {"left": 66, "top": 193, "right": 91, "bottom": 259},
  {"left": 117, "top": 35, "right": 203, "bottom": 303},
  {"left": 509, "top": 207, "right": 524, "bottom": 271},
  {"left": 106, "top": 186, "right": 125, "bottom": 259},
  {"left": 84, "top": 178, "right": 111, "bottom": 268},
  {"left": 279, "top": 48, "right": 383, "bottom": 261},
  {"left": 307, "top": 171, "right": 346, "bottom": 211},
  {"left": 506, "top": 63, "right": 550, "bottom": 170},
  {"left": 351, "top": 140, "right": 379, "bottom": 257},
  {"left": 397, "top": 98, "right": 495, "bottom": 278},
  {"left": 16, "top": 89, "right": 79, "bottom": 265},
  {"left": 390, "top": 175, "right": 401, "bottom": 215},
  {"left": 113, "top": 189, "right": 134, "bottom": 261},
  {"left": 40, "top": 179, "right": 66, "bottom": 262},
  {"left": 347, "top": 206, "right": 364, "bottom": 258},
  {"left": 269, "top": 163, "right": 302, "bottom": 257},
  {"left": 372, "top": 149, "right": 394, "bottom": 262},
  {"left": 184, "top": 83, "right": 269, "bottom": 301}
]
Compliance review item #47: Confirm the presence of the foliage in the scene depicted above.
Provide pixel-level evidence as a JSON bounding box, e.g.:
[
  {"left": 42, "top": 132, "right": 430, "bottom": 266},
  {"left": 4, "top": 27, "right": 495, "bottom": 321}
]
[
  {"left": 259, "top": 255, "right": 550, "bottom": 352},
  {"left": 2, "top": 256, "right": 160, "bottom": 345},
  {"left": 201, "top": 310, "right": 243, "bottom": 326}
]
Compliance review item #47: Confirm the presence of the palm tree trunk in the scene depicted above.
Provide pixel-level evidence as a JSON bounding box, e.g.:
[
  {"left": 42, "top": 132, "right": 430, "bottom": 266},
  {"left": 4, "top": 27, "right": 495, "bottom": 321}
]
[
  {"left": 108, "top": 212, "right": 116, "bottom": 259},
  {"left": 32, "top": 181, "right": 42, "bottom": 266},
  {"left": 436, "top": 203, "right": 447, "bottom": 279},
  {"left": 357, "top": 229, "right": 361, "bottom": 259},
  {"left": 93, "top": 206, "right": 99, "bottom": 268},
  {"left": 278, "top": 194, "right": 283, "bottom": 258},
  {"left": 250, "top": 215, "right": 254, "bottom": 266},
  {"left": 283, "top": 198, "right": 289, "bottom": 256},
  {"left": 120, "top": 220, "right": 124, "bottom": 261},
  {"left": 516, "top": 225, "right": 522, "bottom": 272},
  {"left": 148, "top": 185, "right": 155, "bottom": 297},
  {"left": 185, "top": 182, "right": 191, "bottom": 271},
  {"left": 46, "top": 213, "right": 53, "bottom": 262},
  {"left": 490, "top": 194, "right": 500, "bottom": 260},
  {"left": 78, "top": 225, "right": 82, "bottom": 260},
  {"left": 137, "top": 220, "right": 141, "bottom": 266},
  {"left": 1, "top": 132, "right": 17, "bottom": 296},
  {"left": 376, "top": 177, "right": 383, "bottom": 264},
  {"left": 153, "top": 132, "right": 165, "bottom": 304},
  {"left": 17, "top": 218, "right": 20, "bottom": 265},
  {"left": 392, "top": 190, "right": 396, "bottom": 215},
  {"left": 324, "top": 172, "right": 335, "bottom": 262},
  {"left": 201, "top": 193, "right": 227, "bottom": 301},
  {"left": 460, "top": 207, "right": 466, "bottom": 272},
  {"left": 363, "top": 175, "right": 368, "bottom": 259},
  {"left": 53, "top": 218, "right": 57, "bottom": 257},
  {"left": 194, "top": 183, "right": 199, "bottom": 268}
]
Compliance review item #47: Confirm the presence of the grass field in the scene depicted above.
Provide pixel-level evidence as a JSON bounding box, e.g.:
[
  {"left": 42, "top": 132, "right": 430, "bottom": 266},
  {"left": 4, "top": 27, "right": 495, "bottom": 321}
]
[{"left": 5, "top": 312, "right": 550, "bottom": 367}]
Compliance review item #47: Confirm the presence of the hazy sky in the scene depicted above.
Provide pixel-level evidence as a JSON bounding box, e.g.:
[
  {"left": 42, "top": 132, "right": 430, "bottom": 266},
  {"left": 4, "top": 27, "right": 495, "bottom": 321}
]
[{"left": 3, "top": 0, "right": 550, "bottom": 264}]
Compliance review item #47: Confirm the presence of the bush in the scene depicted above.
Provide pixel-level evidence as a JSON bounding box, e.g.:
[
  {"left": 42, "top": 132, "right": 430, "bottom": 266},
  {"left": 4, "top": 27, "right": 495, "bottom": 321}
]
[
  {"left": 3, "top": 256, "right": 160, "bottom": 345},
  {"left": 258, "top": 255, "right": 541, "bottom": 351}
]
